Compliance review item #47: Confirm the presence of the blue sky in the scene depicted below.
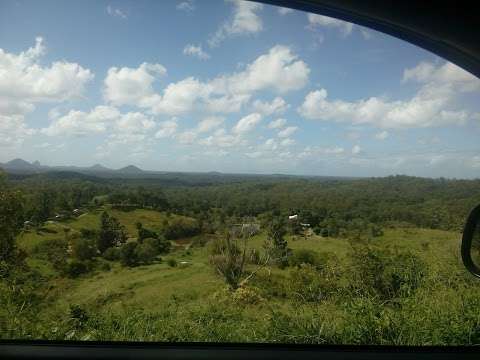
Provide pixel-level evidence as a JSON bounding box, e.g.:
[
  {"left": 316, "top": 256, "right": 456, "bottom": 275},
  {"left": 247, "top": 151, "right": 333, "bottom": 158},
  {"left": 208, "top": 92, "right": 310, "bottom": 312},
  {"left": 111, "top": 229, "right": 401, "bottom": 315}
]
[{"left": 1, "top": 0, "right": 479, "bottom": 178}]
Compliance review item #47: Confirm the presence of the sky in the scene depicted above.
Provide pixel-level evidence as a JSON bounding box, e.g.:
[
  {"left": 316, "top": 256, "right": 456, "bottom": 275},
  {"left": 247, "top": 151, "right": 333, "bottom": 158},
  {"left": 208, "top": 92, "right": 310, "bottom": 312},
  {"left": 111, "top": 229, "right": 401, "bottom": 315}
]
[{"left": 1, "top": 0, "right": 479, "bottom": 178}]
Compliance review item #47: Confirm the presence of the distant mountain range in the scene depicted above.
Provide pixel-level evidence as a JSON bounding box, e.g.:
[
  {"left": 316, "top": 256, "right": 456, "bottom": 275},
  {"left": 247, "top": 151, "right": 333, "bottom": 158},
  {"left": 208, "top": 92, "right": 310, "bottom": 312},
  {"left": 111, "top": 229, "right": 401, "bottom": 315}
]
[
  {"left": 0, "top": 158, "right": 359, "bottom": 184},
  {"left": 0, "top": 158, "right": 146, "bottom": 176}
]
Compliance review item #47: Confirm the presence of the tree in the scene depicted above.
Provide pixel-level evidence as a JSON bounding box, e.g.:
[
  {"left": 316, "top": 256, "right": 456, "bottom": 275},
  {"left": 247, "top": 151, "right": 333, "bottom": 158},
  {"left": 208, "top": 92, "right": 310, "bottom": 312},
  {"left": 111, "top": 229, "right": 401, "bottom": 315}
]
[
  {"left": 209, "top": 232, "right": 247, "bottom": 290},
  {"left": 134, "top": 242, "right": 156, "bottom": 264},
  {"left": 97, "top": 212, "right": 127, "bottom": 253},
  {"left": 0, "top": 185, "right": 24, "bottom": 264},
  {"left": 209, "top": 228, "right": 268, "bottom": 290},
  {"left": 72, "top": 238, "right": 97, "bottom": 261},
  {"left": 120, "top": 242, "right": 138, "bottom": 267},
  {"left": 264, "top": 216, "right": 289, "bottom": 268}
]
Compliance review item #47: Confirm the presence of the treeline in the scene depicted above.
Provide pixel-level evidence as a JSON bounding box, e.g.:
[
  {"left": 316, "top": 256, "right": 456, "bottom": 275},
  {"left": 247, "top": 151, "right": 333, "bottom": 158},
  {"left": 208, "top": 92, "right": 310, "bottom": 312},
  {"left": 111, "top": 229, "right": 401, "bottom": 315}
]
[
  {"left": 164, "top": 176, "right": 480, "bottom": 232},
  {"left": 5, "top": 171, "right": 480, "bottom": 233}
]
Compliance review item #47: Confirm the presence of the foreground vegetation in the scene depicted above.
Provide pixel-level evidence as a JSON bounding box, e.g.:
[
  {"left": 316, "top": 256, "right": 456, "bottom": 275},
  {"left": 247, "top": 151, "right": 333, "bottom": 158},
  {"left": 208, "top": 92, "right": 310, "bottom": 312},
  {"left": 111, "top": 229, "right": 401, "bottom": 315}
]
[{"left": 1, "top": 170, "right": 479, "bottom": 344}]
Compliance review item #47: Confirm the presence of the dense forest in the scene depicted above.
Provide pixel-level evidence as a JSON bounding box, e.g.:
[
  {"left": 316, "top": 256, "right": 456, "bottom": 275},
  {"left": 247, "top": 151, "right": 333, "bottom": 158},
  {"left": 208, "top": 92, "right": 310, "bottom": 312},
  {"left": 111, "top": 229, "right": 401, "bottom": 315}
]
[
  {"left": 6, "top": 170, "right": 480, "bottom": 233},
  {"left": 1, "top": 169, "right": 480, "bottom": 344}
]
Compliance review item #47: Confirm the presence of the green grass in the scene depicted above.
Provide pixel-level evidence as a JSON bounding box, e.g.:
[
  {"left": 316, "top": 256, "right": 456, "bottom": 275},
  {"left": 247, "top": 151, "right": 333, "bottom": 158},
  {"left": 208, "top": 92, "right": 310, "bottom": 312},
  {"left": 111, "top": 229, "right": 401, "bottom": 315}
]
[
  {"left": 6, "top": 212, "right": 480, "bottom": 345},
  {"left": 16, "top": 208, "right": 198, "bottom": 254}
]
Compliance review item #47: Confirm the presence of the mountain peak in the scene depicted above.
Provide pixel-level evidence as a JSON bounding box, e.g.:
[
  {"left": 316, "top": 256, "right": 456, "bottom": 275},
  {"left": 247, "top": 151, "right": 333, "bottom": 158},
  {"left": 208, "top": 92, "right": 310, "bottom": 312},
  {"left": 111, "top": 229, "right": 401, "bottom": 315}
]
[
  {"left": 5, "top": 158, "right": 36, "bottom": 170},
  {"left": 117, "top": 165, "right": 144, "bottom": 173}
]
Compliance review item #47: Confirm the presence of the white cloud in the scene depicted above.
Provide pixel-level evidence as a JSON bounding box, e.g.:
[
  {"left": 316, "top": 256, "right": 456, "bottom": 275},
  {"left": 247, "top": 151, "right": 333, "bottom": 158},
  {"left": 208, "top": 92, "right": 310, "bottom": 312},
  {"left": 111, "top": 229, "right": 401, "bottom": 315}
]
[
  {"left": 298, "top": 145, "right": 345, "bottom": 159},
  {"left": 198, "top": 128, "right": 243, "bottom": 148},
  {"left": 42, "top": 106, "right": 157, "bottom": 139},
  {"left": 375, "top": 130, "right": 389, "bottom": 140},
  {"left": 245, "top": 151, "right": 263, "bottom": 158},
  {"left": 115, "top": 45, "right": 308, "bottom": 116},
  {"left": 212, "top": 45, "right": 310, "bottom": 95},
  {"left": 155, "top": 119, "right": 178, "bottom": 139},
  {"left": 298, "top": 61, "right": 479, "bottom": 129},
  {"left": 183, "top": 44, "right": 210, "bottom": 60},
  {"left": 0, "top": 114, "right": 36, "bottom": 147},
  {"left": 107, "top": 5, "right": 127, "bottom": 19},
  {"left": 307, "top": 13, "right": 354, "bottom": 37},
  {"left": 103, "top": 62, "right": 166, "bottom": 106},
  {"left": 0, "top": 37, "right": 94, "bottom": 146},
  {"left": 280, "top": 138, "right": 295, "bottom": 147},
  {"left": 42, "top": 106, "right": 119, "bottom": 136},
  {"left": 263, "top": 138, "right": 278, "bottom": 151},
  {"left": 197, "top": 116, "right": 224, "bottom": 133},
  {"left": 208, "top": 0, "right": 263, "bottom": 47},
  {"left": 115, "top": 112, "right": 155, "bottom": 133},
  {"left": 402, "top": 61, "right": 480, "bottom": 92},
  {"left": 176, "top": 0, "right": 195, "bottom": 12},
  {"left": 176, "top": 130, "right": 197, "bottom": 144},
  {"left": 278, "top": 7, "right": 293, "bottom": 15},
  {"left": 0, "top": 37, "right": 94, "bottom": 105},
  {"left": 252, "top": 97, "right": 289, "bottom": 115},
  {"left": 352, "top": 145, "right": 361, "bottom": 154},
  {"left": 233, "top": 113, "right": 262, "bottom": 134},
  {"left": 268, "top": 118, "right": 287, "bottom": 129},
  {"left": 277, "top": 126, "right": 297, "bottom": 138}
]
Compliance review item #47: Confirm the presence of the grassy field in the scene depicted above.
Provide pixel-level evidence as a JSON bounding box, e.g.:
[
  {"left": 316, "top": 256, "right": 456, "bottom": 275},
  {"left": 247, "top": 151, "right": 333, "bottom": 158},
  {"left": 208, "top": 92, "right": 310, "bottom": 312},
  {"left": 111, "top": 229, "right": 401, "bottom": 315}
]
[{"left": 5, "top": 208, "right": 480, "bottom": 344}]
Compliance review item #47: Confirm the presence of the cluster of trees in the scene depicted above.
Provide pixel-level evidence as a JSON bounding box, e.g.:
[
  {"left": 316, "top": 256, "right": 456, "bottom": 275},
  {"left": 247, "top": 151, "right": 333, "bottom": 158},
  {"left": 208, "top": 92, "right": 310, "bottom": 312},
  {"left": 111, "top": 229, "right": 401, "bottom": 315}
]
[{"left": 7, "top": 171, "right": 480, "bottom": 236}]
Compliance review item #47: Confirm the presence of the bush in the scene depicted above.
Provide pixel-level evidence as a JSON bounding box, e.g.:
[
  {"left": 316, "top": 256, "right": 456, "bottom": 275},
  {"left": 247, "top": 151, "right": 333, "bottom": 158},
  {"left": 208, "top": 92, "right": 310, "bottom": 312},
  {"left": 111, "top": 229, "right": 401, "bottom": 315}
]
[
  {"left": 167, "top": 258, "right": 177, "bottom": 267},
  {"left": 79, "top": 228, "right": 98, "bottom": 240},
  {"left": 231, "top": 286, "right": 264, "bottom": 305},
  {"left": 69, "top": 304, "right": 89, "bottom": 328},
  {"left": 98, "top": 260, "right": 111, "bottom": 272},
  {"left": 250, "top": 271, "right": 288, "bottom": 299},
  {"left": 349, "top": 245, "right": 427, "bottom": 301},
  {"left": 120, "top": 242, "right": 139, "bottom": 267},
  {"left": 32, "top": 238, "right": 68, "bottom": 271},
  {"left": 134, "top": 242, "right": 156, "bottom": 265},
  {"left": 71, "top": 238, "right": 97, "bottom": 261},
  {"left": 288, "top": 264, "right": 338, "bottom": 302},
  {"left": 64, "top": 260, "right": 89, "bottom": 278},
  {"left": 163, "top": 217, "right": 201, "bottom": 240},
  {"left": 209, "top": 235, "right": 246, "bottom": 289},
  {"left": 289, "top": 249, "right": 318, "bottom": 268},
  {"left": 103, "top": 247, "right": 120, "bottom": 261},
  {"left": 143, "top": 236, "right": 170, "bottom": 254}
]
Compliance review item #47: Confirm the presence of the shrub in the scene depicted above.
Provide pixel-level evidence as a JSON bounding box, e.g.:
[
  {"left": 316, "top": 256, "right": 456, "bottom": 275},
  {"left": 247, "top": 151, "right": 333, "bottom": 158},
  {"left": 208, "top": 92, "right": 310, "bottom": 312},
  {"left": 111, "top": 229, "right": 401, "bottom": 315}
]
[
  {"left": 69, "top": 304, "right": 89, "bottom": 329},
  {"left": 289, "top": 249, "right": 318, "bottom": 268},
  {"left": 250, "top": 271, "right": 288, "bottom": 299},
  {"left": 103, "top": 247, "right": 120, "bottom": 261},
  {"left": 98, "top": 260, "right": 111, "bottom": 272},
  {"left": 120, "top": 242, "right": 139, "bottom": 267},
  {"left": 134, "top": 242, "right": 156, "bottom": 265},
  {"left": 370, "top": 225, "right": 384, "bottom": 237},
  {"left": 163, "top": 217, "right": 201, "bottom": 240},
  {"left": 349, "top": 245, "right": 427, "bottom": 301},
  {"left": 79, "top": 228, "right": 98, "bottom": 240},
  {"left": 209, "top": 235, "right": 246, "bottom": 289},
  {"left": 288, "top": 264, "right": 338, "bottom": 302},
  {"left": 71, "top": 238, "right": 97, "bottom": 261},
  {"left": 143, "top": 236, "right": 170, "bottom": 254},
  {"left": 64, "top": 260, "right": 89, "bottom": 278},
  {"left": 191, "top": 235, "right": 208, "bottom": 248},
  {"left": 167, "top": 258, "right": 177, "bottom": 267},
  {"left": 32, "top": 238, "right": 68, "bottom": 271},
  {"left": 137, "top": 226, "right": 159, "bottom": 243},
  {"left": 231, "top": 286, "right": 264, "bottom": 305}
]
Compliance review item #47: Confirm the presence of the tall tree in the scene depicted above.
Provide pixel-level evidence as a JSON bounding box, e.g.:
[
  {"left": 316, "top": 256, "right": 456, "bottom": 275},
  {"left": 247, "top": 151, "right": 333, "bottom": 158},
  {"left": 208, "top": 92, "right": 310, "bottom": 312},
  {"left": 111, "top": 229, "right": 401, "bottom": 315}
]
[
  {"left": 97, "top": 212, "right": 127, "bottom": 253},
  {"left": 0, "top": 177, "right": 24, "bottom": 263}
]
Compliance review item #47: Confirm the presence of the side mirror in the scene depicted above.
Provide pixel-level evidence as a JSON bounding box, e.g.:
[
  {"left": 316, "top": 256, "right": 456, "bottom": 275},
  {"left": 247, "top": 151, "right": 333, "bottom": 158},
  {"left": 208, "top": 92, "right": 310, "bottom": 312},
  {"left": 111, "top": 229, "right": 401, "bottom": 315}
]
[{"left": 461, "top": 204, "right": 480, "bottom": 278}]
